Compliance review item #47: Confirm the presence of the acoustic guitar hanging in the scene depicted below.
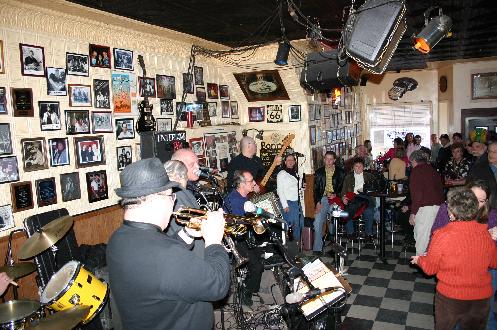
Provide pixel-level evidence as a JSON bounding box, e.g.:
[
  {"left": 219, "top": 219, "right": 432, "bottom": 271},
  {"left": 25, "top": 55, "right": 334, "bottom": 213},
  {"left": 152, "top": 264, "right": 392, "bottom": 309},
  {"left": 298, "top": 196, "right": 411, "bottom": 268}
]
[
  {"left": 258, "top": 133, "right": 295, "bottom": 193},
  {"left": 136, "top": 55, "right": 156, "bottom": 133}
]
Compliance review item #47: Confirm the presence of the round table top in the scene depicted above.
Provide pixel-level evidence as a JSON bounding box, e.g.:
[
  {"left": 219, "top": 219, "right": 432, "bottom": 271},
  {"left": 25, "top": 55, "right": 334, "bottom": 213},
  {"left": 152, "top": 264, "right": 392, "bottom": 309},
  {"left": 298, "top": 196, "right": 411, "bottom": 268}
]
[{"left": 365, "top": 191, "right": 407, "bottom": 198}]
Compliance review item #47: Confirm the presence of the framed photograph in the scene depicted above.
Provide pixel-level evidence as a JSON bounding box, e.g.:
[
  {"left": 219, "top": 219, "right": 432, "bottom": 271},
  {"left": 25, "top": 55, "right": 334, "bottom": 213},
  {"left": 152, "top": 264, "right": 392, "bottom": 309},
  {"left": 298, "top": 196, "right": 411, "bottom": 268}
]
[
  {"left": 86, "top": 170, "right": 108, "bottom": 203},
  {"left": 471, "top": 72, "right": 497, "bottom": 99},
  {"left": 36, "top": 177, "right": 57, "bottom": 207},
  {"left": 138, "top": 77, "right": 156, "bottom": 98},
  {"left": 207, "top": 83, "right": 219, "bottom": 99},
  {"left": 117, "top": 146, "right": 132, "bottom": 171},
  {"left": 11, "top": 88, "right": 34, "bottom": 117},
  {"left": 250, "top": 192, "right": 284, "bottom": 220},
  {"left": 160, "top": 99, "right": 174, "bottom": 115},
  {"left": 46, "top": 67, "right": 67, "bottom": 96},
  {"left": 21, "top": 138, "right": 48, "bottom": 172},
  {"left": 234, "top": 70, "right": 289, "bottom": 102},
  {"left": 66, "top": 52, "right": 89, "bottom": 76},
  {"left": 74, "top": 135, "right": 105, "bottom": 168},
  {"left": 315, "top": 105, "right": 321, "bottom": 120},
  {"left": 113, "top": 48, "right": 133, "bottom": 71},
  {"left": 219, "top": 85, "right": 230, "bottom": 100},
  {"left": 0, "top": 87, "right": 7, "bottom": 114},
  {"left": 92, "top": 111, "right": 113, "bottom": 133},
  {"left": 289, "top": 105, "right": 301, "bottom": 122},
  {"left": 230, "top": 101, "right": 239, "bottom": 119},
  {"left": 248, "top": 106, "right": 265, "bottom": 122},
  {"left": 60, "top": 172, "right": 81, "bottom": 202},
  {"left": 0, "top": 156, "right": 19, "bottom": 184},
  {"left": 39, "top": 101, "right": 61, "bottom": 131},
  {"left": 115, "top": 118, "right": 135, "bottom": 139},
  {"left": 310, "top": 125, "right": 317, "bottom": 146},
  {"left": 189, "top": 137, "right": 204, "bottom": 157},
  {"left": 0, "top": 40, "right": 4, "bottom": 74},
  {"left": 196, "top": 86, "right": 206, "bottom": 102},
  {"left": 65, "top": 110, "right": 90, "bottom": 135},
  {"left": 266, "top": 104, "right": 283, "bottom": 123},
  {"left": 157, "top": 118, "right": 172, "bottom": 132},
  {"left": 208, "top": 102, "right": 217, "bottom": 117},
  {"left": 89, "top": 44, "right": 111, "bottom": 68},
  {"left": 111, "top": 71, "right": 132, "bottom": 114},
  {"left": 0, "top": 124, "right": 13, "bottom": 155},
  {"left": 221, "top": 101, "right": 230, "bottom": 118},
  {"left": 156, "top": 75, "right": 176, "bottom": 99},
  {"left": 182, "top": 73, "right": 194, "bottom": 94},
  {"left": 194, "top": 66, "right": 204, "bottom": 85},
  {"left": 93, "top": 79, "right": 111, "bottom": 109},
  {"left": 19, "top": 43, "right": 45, "bottom": 77},
  {"left": 11, "top": 181, "right": 33, "bottom": 213},
  {"left": 48, "top": 138, "right": 70, "bottom": 167},
  {"left": 69, "top": 84, "right": 92, "bottom": 107},
  {"left": 0, "top": 205, "right": 14, "bottom": 232}
]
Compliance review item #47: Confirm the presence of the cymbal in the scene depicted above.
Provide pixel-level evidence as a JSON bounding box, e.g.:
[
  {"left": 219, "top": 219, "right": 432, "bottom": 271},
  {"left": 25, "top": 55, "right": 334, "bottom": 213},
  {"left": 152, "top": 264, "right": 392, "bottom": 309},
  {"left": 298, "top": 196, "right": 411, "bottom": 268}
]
[
  {"left": 29, "top": 305, "right": 90, "bottom": 330},
  {"left": 18, "top": 216, "right": 74, "bottom": 260},
  {"left": 0, "top": 262, "right": 36, "bottom": 279}
]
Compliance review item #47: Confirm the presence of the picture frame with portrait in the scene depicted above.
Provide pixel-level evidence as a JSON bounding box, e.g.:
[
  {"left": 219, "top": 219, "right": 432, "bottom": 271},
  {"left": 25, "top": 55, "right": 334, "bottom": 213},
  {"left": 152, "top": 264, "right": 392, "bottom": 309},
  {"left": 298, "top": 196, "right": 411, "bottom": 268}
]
[
  {"left": 189, "top": 137, "right": 204, "bottom": 157},
  {"left": 208, "top": 102, "right": 217, "bottom": 117},
  {"left": 230, "top": 101, "right": 239, "bottom": 119},
  {"left": 115, "top": 118, "right": 135, "bottom": 139},
  {"left": 0, "top": 204, "right": 14, "bottom": 232},
  {"left": 11, "top": 88, "right": 34, "bottom": 117},
  {"left": 39, "top": 101, "right": 61, "bottom": 131},
  {"left": 0, "top": 87, "right": 7, "bottom": 114},
  {"left": 66, "top": 53, "right": 89, "bottom": 77},
  {"left": 471, "top": 72, "right": 497, "bottom": 99},
  {"left": 91, "top": 111, "right": 113, "bottom": 133},
  {"left": 219, "top": 85, "right": 230, "bottom": 100},
  {"left": 207, "top": 83, "right": 219, "bottom": 99},
  {"left": 182, "top": 73, "right": 194, "bottom": 94},
  {"left": 11, "top": 181, "right": 34, "bottom": 213},
  {"left": 156, "top": 75, "right": 176, "bottom": 99},
  {"left": 138, "top": 77, "right": 156, "bottom": 98},
  {"left": 21, "top": 138, "right": 48, "bottom": 172},
  {"left": 160, "top": 99, "right": 174, "bottom": 115},
  {"left": 113, "top": 48, "right": 133, "bottom": 71},
  {"left": 221, "top": 101, "right": 230, "bottom": 118},
  {"left": 46, "top": 67, "right": 67, "bottom": 96},
  {"left": 194, "top": 66, "right": 204, "bottom": 85},
  {"left": 0, "top": 156, "right": 19, "bottom": 184},
  {"left": 289, "top": 105, "right": 301, "bottom": 122},
  {"left": 116, "top": 146, "right": 132, "bottom": 171},
  {"left": 196, "top": 86, "right": 206, "bottom": 102},
  {"left": 69, "top": 84, "right": 92, "bottom": 107},
  {"left": 74, "top": 135, "right": 106, "bottom": 168},
  {"left": 156, "top": 118, "right": 172, "bottom": 132},
  {"left": 89, "top": 44, "right": 111, "bottom": 68},
  {"left": 65, "top": 110, "right": 90, "bottom": 135},
  {"left": 48, "top": 138, "right": 70, "bottom": 167},
  {"left": 19, "top": 43, "right": 45, "bottom": 77},
  {"left": 86, "top": 170, "right": 108, "bottom": 203},
  {"left": 60, "top": 172, "right": 81, "bottom": 202},
  {"left": 0, "top": 124, "right": 13, "bottom": 155},
  {"left": 36, "top": 177, "right": 57, "bottom": 207},
  {"left": 93, "top": 79, "right": 111, "bottom": 109},
  {"left": 248, "top": 106, "right": 265, "bottom": 122}
]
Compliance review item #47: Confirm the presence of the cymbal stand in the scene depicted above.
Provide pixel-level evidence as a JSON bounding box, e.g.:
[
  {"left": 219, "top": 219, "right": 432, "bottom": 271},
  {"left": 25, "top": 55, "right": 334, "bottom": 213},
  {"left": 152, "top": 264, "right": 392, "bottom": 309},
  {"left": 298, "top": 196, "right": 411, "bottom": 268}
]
[{"left": 4, "top": 228, "right": 25, "bottom": 300}]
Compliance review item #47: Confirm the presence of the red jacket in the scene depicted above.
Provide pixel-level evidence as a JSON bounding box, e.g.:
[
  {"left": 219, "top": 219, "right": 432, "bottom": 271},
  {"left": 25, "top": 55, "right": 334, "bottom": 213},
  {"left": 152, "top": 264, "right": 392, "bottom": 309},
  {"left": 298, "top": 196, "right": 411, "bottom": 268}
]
[{"left": 418, "top": 221, "right": 497, "bottom": 300}]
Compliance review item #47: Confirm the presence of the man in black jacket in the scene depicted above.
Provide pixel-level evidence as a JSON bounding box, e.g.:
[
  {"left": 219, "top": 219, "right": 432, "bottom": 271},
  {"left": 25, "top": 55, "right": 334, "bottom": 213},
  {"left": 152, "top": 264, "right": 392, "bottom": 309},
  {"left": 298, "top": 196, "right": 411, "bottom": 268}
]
[
  {"left": 467, "top": 141, "right": 497, "bottom": 209},
  {"left": 107, "top": 158, "right": 229, "bottom": 329},
  {"left": 313, "top": 151, "right": 345, "bottom": 255}
]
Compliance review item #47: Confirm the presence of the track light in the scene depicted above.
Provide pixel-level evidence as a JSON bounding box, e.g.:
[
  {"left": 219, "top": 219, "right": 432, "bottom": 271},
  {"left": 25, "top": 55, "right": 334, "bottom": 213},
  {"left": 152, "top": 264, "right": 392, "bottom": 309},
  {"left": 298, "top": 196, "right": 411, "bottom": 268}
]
[
  {"left": 414, "top": 8, "right": 452, "bottom": 54},
  {"left": 274, "top": 41, "right": 291, "bottom": 66}
]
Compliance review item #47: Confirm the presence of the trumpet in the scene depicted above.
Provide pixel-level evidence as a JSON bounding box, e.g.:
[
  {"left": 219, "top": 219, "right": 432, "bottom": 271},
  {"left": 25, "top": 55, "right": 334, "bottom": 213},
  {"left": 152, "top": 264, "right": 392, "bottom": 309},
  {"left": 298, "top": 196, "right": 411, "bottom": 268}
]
[{"left": 172, "top": 207, "right": 266, "bottom": 235}]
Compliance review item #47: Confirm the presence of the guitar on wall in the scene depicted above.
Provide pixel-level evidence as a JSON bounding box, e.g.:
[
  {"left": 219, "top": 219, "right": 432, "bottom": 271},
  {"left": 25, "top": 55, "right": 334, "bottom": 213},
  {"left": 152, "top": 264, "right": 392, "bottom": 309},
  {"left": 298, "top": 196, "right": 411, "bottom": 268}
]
[
  {"left": 256, "top": 133, "right": 295, "bottom": 194},
  {"left": 136, "top": 55, "right": 156, "bottom": 133}
]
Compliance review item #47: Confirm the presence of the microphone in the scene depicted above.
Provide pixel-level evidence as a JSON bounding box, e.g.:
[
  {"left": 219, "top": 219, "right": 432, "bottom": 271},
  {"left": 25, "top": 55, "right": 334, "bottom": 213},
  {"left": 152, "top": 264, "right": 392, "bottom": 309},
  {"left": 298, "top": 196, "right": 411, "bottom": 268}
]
[
  {"left": 285, "top": 287, "right": 338, "bottom": 304},
  {"left": 293, "top": 152, "right": 305, "bottom": 157}
]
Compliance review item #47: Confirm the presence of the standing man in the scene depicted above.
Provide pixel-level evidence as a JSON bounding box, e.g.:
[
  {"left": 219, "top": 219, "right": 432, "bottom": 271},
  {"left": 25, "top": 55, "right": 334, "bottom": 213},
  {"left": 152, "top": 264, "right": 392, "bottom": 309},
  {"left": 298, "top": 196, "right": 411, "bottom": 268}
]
[
  {"left": 312, "top": 151, "right": 345, "bottom": 255},
  {"left": 107, "top": 158, "right": 229, "bottom": 329},
  {"left": 430, "top": 133, "right": 442, "bottom": 164},
  {"left": 409, "top": 150, "right": 444, "bottom": 255},
  {"left": 227, "top": 136, "right": 264, "bottom": 192},
  {"left": 437, "top": 134, "right": 452, "bottom": 172},
  {"left": 467, "top": 141, "right": 497, "bottom": 209}
]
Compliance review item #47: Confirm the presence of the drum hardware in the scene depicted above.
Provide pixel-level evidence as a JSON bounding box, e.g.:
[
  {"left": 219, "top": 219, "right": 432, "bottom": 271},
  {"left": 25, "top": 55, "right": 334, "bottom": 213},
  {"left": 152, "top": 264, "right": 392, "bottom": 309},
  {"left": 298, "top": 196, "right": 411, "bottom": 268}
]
[
  {"left": 4, "top": 229, "right": 30, "bottom": 299},
  {"left": 18, "top": 216, "right": 73, "bottom": 260},
  {"left": 29, "top": 305, "right": 90, "bottom": 330},
  {"left": 0, "top": 300, "right": 44, "bottom": 329},
  {"left": 0, "top": 263, "right": 36, "bottom": 282},
  {"left": 223, "top": 236, "right": 249, "bottom": 269}
]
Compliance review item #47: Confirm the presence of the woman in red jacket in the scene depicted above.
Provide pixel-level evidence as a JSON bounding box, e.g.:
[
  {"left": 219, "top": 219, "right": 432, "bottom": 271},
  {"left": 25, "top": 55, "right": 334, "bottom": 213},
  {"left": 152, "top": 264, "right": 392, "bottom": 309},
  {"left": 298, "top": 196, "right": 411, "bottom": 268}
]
[{"left": 411, "top": 187, "right": 497, "bottom": 329}]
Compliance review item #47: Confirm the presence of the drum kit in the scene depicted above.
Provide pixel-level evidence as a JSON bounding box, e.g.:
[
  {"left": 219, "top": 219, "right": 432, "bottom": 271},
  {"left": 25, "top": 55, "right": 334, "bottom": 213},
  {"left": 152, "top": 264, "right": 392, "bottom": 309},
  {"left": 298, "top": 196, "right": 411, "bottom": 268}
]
[{"left": 1, "top": 216, "right": 108, "bottom": 329}]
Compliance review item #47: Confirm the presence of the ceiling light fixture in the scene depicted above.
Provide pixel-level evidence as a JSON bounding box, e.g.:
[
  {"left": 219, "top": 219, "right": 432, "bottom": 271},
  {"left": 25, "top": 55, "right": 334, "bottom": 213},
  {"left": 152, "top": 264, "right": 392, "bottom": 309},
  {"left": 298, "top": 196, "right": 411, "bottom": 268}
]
[
  {"left": 274, "top": 41, "right": 291, "bottom": 66},
  {"left": 413, "top": 7, "right": 452, "bottom": 54}
]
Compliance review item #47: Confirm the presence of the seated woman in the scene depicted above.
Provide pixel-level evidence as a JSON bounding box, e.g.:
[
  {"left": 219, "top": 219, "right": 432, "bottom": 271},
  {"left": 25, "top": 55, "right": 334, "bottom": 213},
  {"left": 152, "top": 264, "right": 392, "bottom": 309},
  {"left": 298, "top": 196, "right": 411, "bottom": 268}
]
[
  {"left": 443, "top": 142, "right": 471, "bottom": 185},
  {"left": 388, "top": 145, "right": 407, "bottom": 180},
  {"left": 378, "top": 137, "right": 409, "bottom": 166},
  {"left": 412, "top": 187, "right": 497, "bottom": 329}
]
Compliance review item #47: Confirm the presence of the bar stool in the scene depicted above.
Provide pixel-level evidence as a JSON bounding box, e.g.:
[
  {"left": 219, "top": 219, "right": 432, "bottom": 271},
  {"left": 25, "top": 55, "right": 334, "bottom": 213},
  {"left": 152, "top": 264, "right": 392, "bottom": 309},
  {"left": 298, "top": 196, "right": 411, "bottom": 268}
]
[
  {"left": 385, "top": 202, "right": 400, "bottom": 249},
  {"left": 349, "top": 203, "right": 368, "bottom": 255}
]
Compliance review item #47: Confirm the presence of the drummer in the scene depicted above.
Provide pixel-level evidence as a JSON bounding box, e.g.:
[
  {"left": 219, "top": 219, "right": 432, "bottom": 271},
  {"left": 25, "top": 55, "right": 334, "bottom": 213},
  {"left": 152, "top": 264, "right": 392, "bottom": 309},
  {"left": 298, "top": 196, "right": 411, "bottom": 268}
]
[{"left": 0, "top": 272, "right": 12, "bottom": 296}]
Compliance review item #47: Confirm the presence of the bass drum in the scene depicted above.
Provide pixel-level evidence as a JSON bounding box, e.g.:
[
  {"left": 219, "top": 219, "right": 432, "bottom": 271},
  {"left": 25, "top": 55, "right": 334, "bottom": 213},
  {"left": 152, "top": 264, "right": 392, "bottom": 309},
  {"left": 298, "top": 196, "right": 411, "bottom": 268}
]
[{"left": 0, "top": 300, "right": 43, "bottom": 329}]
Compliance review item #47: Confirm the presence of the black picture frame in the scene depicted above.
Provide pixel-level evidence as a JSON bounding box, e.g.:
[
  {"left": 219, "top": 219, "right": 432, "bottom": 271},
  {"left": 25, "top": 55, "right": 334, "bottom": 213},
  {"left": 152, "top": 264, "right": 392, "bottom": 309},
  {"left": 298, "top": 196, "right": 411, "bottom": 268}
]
[
  {"left": 74, "top": 135, "right": 106, "bottom": 168},
  {"left": 66, "top": 52, "right": 89, "bottom": 77},
  {"left": 207, "top": 83, "right": 218, "bottom": 99},
  {"left": 11, "top": 88, "right": 34, "bottom": 117},
  {"left": 289, "top": 105, "right": 301, "bottom": 122},
  {"left": 208, "top": 102, "right": 217, "bottom": 117},
  {"left": 0, "top": 156, "right": 19, "bottom": 184},
  {"left": 0, "top": 87, "right": 7, "bottom": 114},
  {"left": 138, "top": 77, "right": 156, "bottom": 98},
  {"left": 116, "top": 146, "right": 132, "bottom": 171},
  {"left": 11, "top": 181, "right": 33, "bottom": 213},
  {"left": 65, "top": 110, "right": 90, "bottom": 135},
  {"left": 194, "top": 66, "right": 204, "bottom": 85},
  {"left": 86, "top": 170, "right": 108, "bottom": 203},
  {"left": 0, "top": 123, "right": 13, "bottom": 155},
  {"left": 21, "top": 137, "right": 48, "bottom": 172},
  {"left": 221, "top": 101, "right": 230, "bottom": 118},
  {"left": 156, "top": 75, "right": 176, "bottom": 99},
  {"left": 48, "top": 138, "right": 70, "bottom": 167},
  {"left": 156, "top": 118, "right": 172, "bottom": 132},
  {"left": 230, "top": 101, "right": 239, "bottom": 119},
  {"left": 248, "top": 106, "right": 265, "bottom": 122},
  {"left": 91, "top": 111, "right": 113, "bottom": 133},
  {"left": 196, "top": 86, "right": 206, "bottom": 102},
  {"left": 160, "top": 99, "right": 174, "bottom": 115},
  {"left": 182, "top": 73, "right": 194, "bottom": 94},
  {"left": 46, "top": 67, "right": 67, "bottom": 96},
  {"left": 115, "top": 118, "right": 135, "bottom": 139},
  {"left": 69, "top": 84, "right": 92, "bottom": 107},
  {"left": 93, "top": 79, "right": 111, "bottom": 109},
  {"left": 60, "top": 172, "right": 81, "bottom": 202},
  {"left": 219, "top": 85, "right": 230, "bottom": 100},
  {"left": 89, "top": 44, "right": 111, "bottom": 68},
  {"left": 39, "top": 101, "right": 61, "bottom": 131},
  {"left": 113, "top": 48, "right": 133, "bottom": 71},
  {"left": 19, "top": 43, "right": 45, "bottom": 77},
  {"left": 36, "top": 177, "right": 57, "bottom": 207}
]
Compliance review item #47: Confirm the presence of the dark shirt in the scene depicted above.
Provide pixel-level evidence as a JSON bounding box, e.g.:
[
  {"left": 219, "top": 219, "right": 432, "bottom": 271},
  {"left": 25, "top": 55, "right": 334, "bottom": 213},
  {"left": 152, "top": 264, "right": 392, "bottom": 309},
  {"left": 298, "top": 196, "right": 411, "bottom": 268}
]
[
  {"left": 467, "top": 153, "right": 497, "bottom": 209},
  {"left": 223, "top": 189, "right": 247, "bottom": 216},
  {"left": 437, "top": 145, "right": 452, "bottom": 171},
  {"left": 227, "top": 154, "right": 264, "bottom": 189},
  {"left": 409, "top": 163, "right": 444, "bottom": 214},
  {"left": 107, "top": 221, "right": 230, "bottom": 330}
]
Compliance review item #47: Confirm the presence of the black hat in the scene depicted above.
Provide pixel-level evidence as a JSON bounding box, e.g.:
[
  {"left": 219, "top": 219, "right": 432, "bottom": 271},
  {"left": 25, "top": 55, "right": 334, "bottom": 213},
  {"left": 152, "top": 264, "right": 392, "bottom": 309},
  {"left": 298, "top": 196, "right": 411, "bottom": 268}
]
[
  {"left": 440, "top": 134, "right": 449, "bottom": 140},
  {"left": 115, "top": 158, "right": 178, "bottom": 198}
]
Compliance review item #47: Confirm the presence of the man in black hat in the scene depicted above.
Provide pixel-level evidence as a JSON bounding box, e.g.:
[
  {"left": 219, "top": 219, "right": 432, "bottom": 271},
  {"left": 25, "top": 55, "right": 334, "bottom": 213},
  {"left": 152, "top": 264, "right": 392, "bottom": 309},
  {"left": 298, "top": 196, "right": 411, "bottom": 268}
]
[{"left": 107, "top": 158, "right": 230, "bottom": 329}]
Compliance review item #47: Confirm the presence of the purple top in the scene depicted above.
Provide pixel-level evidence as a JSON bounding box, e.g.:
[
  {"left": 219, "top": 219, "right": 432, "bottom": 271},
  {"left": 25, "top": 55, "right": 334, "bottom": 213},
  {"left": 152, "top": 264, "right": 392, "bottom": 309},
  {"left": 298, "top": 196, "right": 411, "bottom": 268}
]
[{"left": 431, "top": 203, "right": 497, "bottom": 245}]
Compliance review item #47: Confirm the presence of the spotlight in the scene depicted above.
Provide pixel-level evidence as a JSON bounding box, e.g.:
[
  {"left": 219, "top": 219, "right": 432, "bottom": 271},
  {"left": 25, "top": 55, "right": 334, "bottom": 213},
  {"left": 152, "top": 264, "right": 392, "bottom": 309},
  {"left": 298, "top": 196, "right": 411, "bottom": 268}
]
[
  {"left": 413, "top": 8, "right": 452, "bottom": 54},
  {"left": 274, "top": 42, "right": 290, "bottom": 66},
  {"left": 255, "top": 130, "right": 264, "bottom": 140}
]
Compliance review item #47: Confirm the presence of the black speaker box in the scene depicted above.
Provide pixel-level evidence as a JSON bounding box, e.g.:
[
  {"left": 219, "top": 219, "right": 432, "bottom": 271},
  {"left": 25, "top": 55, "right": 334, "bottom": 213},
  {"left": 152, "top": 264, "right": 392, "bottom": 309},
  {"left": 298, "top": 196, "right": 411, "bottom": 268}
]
[
  {"left": 300, "top": 50, "right": 361, "bottom": 92},
  {"left": 139, "top": 131, "right": 187, "bottom": 163}
]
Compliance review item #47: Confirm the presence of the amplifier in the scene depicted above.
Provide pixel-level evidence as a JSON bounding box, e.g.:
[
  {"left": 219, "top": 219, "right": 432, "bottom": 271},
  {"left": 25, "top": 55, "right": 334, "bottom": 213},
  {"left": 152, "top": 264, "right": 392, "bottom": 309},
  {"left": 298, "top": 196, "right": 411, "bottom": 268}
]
[{"left": 139, "top": 130, "right": 187, "bottom": 163}]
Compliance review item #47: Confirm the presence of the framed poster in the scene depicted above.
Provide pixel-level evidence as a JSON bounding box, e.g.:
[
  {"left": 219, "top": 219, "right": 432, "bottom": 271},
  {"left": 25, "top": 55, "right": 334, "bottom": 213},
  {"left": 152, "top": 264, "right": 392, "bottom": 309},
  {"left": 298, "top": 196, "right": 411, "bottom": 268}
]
[
  {"left": 0, "top": 124, "right": 13, "bottom": 155},
  {"left": 117, "top": 146, "right": 132, "bottom": 171},
  {"left": 46, "top": 67, "right": 67, "bottom": 96},
  {"left": 194, "top": 66, "right": 204, "bottom": 86},
  {"left": 157, "top": 118, "right": 172, "bottom": 132},
  {"left": 115, "top": 118, "right": 135, "bottom": 139},
  {"left": 248, "top": 106, "right": 265, "bottom": 122},
  {"left": 86, "top": 170, "right": 108, "bottom": 203},
  {"left": 60, "top": 172, "right": 81, "bottom": 202},
  {"left": 93, "top": 79, "right": 111, "bottom": 109},
  {"left": 11, "top": 181, "right": 34, "bottom": 212},
  {"left": 189, "top": 137, "right": 204, "bottom": 157},
  {"left": 160, "top": 99, "right": 174, "bottom": 115},
  {"left": 0, "top": 40, "right": 4, "bottom": 74},
  {"left": 89, "top": 44, "right": 111, "bottom": 68},
  {"left": 19, "top": 43, "right": 45, "bottom": 77},
  {"left": 471, "top": 72, "right": 497, "bottom": 99},
  {"left": 156, "top": 75, "right": 176, "bottom": 99},
  {"left": 0, "top": 87, "right": 7, "bottom": 114},
  {"left": 39, "top": 101, "right": 61, "bottom": 131},
  {"left": 182, "top": 73, "right": 194, "bottom": 94},
  {"left": 66, "top": 53, "right": 89, "bottom": 76},
  {"left": 230, "top": 101, "right": 239, "bottom": 119},
  {"left": 48, "top": 138, "right": 70, "bottom": 167},
  {"left": 65, "top": 110, "right": 90, "bottom": 135},
  {"left": 21, "top": 138, "right": 48, "bottom": 172},
  {"left": 289, "top": 105, "right": 301, "bottom": 122},
  {"left": 69, "top": 84, "right": 92, "bottom": 107},
  {"left": 219, "top": 85, "right": 229, "bottom": 100},
  {"left": 138, "top": 77, "right": 156, "bottom": 98},
  {"left": 113, "top": 48, "right": 133, "bottom": 71},
  {"left": 266, "top": 104, "right": 283, "bottom": 123},
  {"left": 0, "top": 156, "right": 19, "bottom": 184},
  {"left": 91, "top": 111, "right": 113, "bottom": 133},
  {"left": 36, "top": 177, "right": 57, "bottom": 207},
  {"left": 74, "top": 135, "right": 106, "bottom": 168}
]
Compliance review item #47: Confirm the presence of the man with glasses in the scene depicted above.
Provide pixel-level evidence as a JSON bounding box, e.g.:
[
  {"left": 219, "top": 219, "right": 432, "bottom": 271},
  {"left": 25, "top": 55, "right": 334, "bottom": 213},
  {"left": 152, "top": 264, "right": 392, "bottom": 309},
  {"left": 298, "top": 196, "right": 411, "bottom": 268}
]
[
  {"left": 227, "top": 136, "right": 265, "bottom": 191},
  {"left": 107, "top": 158, "right": 229, "bottom": 329},
  {"left": 468, "top": 141, "right": 497, "bottom": 210}
]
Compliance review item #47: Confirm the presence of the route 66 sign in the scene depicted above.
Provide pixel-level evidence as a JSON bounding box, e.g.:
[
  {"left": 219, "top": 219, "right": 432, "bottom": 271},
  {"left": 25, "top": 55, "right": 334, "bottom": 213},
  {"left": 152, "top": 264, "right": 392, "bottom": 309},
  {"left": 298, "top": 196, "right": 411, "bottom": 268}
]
[{"left": 266, "top": 104, "right": 282, "bottom": 123}]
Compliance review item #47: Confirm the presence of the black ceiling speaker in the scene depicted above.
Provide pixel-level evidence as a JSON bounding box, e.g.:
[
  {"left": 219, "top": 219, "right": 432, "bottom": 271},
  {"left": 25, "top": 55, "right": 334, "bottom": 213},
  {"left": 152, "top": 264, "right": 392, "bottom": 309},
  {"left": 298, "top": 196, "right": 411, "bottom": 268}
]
[
  {"left": 344, "top": 0, "right": 407, "bottom": 74},
  {"left": 300, "top": 50, "right": 362, "bottom": 92}
]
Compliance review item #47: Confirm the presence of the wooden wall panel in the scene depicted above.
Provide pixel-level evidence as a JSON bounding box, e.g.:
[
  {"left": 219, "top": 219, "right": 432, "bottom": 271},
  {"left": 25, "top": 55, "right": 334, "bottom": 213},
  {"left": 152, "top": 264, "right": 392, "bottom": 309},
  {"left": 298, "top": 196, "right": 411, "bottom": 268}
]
[{"left": 304, "top": 174, "right": 315, "bottom": 218}]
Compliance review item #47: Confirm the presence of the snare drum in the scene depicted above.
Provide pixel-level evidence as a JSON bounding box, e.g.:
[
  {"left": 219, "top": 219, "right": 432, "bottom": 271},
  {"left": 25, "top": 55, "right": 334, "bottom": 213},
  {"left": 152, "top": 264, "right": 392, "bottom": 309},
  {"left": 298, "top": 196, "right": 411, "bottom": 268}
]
[
  {"left": 40, "top": 261, "right": 108, "bottom": 324},
  {"left": 0, "top": 300, "right": 43, "bottom": 329}
]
